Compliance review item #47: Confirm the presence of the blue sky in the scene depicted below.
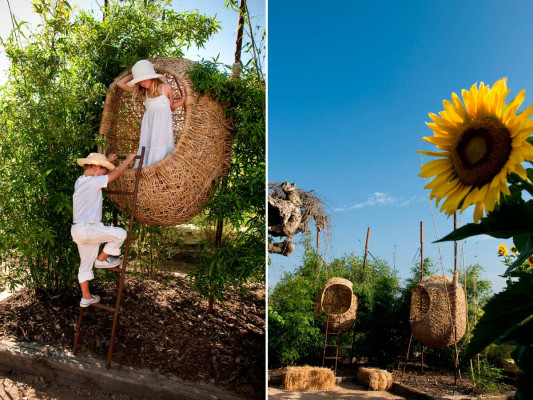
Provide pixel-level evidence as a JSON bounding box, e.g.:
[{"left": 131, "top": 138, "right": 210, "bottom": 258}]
[
  {"left": 268, "top": 0, "right": 533, "bottom": 293},
  {"left": 0, "top": 0, "right": 265, "bottom": 82}
]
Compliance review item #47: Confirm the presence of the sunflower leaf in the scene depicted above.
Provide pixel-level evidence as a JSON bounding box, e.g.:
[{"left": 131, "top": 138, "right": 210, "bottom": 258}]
[
  {"left": 461, "top": 273, "right": 533, "bottom": 367},
  {"left": 438, "top": 199, "right": 533, "bottom": 241}
]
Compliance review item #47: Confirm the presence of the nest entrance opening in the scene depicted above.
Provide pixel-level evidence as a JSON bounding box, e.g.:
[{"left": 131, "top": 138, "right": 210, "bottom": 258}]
[
  {"left": 106, "top": 72, "right": 186, "bottom": 158},
  {"left": 322, "top": 284, "right": 352, "bottom": 315},
  {"left": 411, "top": 285, "right": 430, "bottom": 320}
]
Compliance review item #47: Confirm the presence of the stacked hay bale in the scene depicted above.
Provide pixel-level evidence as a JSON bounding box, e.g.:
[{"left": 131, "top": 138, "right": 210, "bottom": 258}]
[
  {"left": 283, "top": 366, "right": 335, "bottom": 391},
  {"left": 357, "top": 367, "right": 393, "bottom": 391},
  {"left": 409, "top": 272, "right": 467, "bottom": 349}
]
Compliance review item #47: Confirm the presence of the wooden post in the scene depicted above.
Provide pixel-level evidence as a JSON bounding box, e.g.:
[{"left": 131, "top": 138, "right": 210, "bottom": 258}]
[
  {"left": 316, "top": 228, "right": 321, "bottom": 254},
  {"left": 420, "top": 221, "right": 424, "bottom": 372},
  {"left": 361, "top": 227, "right": 370, "bottom": 284}
]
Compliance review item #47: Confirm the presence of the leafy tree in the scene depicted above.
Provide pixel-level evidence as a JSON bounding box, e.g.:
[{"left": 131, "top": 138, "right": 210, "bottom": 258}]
[
  {"left": 0, "top": 0, "right": 218, "bottom": 293},
  {"left": 187, "top": 11, "right": 265, "bottom": 309}
]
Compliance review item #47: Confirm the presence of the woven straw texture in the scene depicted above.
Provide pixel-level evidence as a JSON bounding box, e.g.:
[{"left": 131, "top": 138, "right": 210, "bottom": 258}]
[
  {"left": 357, "top": 367, "right": 393, "bottom": 391},
  {"left": 317, "top": 277, "right": 358, "bottom": 334},
  {"left": 283, "top": 366, "right": 335, "bottom": 391},
  {"left": 99, "top": 57, "right": 232, "bottom": 226},
  {"left": 409, "top": 272, "right": 467, "bottom": 349}
]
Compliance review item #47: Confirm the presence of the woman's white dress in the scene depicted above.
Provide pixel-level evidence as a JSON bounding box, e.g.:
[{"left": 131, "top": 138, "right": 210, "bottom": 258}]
[{"left": 135, "top": 85, "right": 174, "bottom": 168}]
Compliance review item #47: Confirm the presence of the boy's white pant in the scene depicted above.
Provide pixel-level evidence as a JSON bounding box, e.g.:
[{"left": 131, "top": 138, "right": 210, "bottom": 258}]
[{"left": 71, "top": 222, "right": 127, "bottom": 283}]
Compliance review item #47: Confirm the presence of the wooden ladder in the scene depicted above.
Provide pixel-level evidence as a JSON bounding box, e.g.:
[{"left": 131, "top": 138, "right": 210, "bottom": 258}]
[
  {"left": 322, "top": 314, "right": 341, "bottom": 376},
  {"left": 73, "top": 147, "right": 145, "bottom": 369}
]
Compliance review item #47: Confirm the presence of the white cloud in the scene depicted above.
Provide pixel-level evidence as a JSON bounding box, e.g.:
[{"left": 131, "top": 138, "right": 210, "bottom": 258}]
[{"left": 333, "top": 192, "right": 424, "bottom": 212}]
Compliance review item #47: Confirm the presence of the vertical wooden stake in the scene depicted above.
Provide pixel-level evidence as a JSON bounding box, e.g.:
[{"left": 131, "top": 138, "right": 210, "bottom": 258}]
[
  {"left": 420, "top": 221, "right": 424, "bottom": 373},
  {"left": 361, "top": 227, "right": 370, "bottom": 284}
]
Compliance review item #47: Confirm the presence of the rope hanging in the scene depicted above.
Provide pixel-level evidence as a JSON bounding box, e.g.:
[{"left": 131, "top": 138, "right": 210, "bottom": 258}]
[{"left": 100, "top": 57, "right": 232, "bottom": 226}]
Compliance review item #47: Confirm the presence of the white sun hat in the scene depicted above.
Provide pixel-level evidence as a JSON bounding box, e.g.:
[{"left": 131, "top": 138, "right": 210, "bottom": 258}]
[
  {"left": 127, "top": 60, "right": 165, "bottom": 87},
  {"left": 77, "top": 152, "right": 116, "bottom": 171}
]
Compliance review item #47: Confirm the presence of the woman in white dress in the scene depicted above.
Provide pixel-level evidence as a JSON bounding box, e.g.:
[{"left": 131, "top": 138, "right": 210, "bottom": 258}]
[{"left": 117, "top": 60, "right": 186, "bottom": 168}]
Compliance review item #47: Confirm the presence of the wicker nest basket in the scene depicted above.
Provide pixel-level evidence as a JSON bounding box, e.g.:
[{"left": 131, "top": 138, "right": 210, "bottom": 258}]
[
  {"left": 99, "top": 57, "right": 232, "bottom": 226},
  {"left": 316, "top": 277, "right": 358, "bottom": 334},
  {"left": 409, "top": 272, "right": 467, "bottom": 349}
]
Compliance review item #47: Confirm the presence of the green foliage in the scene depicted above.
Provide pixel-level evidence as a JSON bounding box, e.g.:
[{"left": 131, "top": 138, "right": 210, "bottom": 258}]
[
  {"left": 471, "top": 359, "right": 504, "bottom": 395},
  {"left": 0, "top": 0, "right": 218, "bottom": 293},
  {"left": 461, "top": 272, "right": 533, "bottom": 399},
  {"left": 188, "top": 57, "right": 265, "bottom": 305},
  {"left": 268, "top": 237, "right": 404, "bottom": 368},
  {"left": 438, "top": 177, "right": 533, "bottom": 398}
]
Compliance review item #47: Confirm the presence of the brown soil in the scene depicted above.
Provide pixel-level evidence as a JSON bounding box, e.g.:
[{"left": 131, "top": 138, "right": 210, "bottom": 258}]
[
  {"left": 0, "top": 274, "right": 265, "bottom": 399},
  {"left": 394, "top": 366, "right": 513, "bottom": 398},
  {"left": 0, "top": 365, "right": 139, "bottom": 400}
]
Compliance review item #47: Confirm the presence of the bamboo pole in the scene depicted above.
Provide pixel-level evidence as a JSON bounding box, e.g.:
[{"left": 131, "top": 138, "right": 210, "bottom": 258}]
[
  {"left": 420, "top": 221, "right": 424, "bottom": 373},
  {"left": 361, "top": 227, "right": 370, "bottom": 284}
]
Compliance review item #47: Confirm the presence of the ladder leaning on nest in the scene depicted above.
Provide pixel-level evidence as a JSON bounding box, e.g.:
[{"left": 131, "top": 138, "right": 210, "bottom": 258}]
[{"left": 73, "top": 147, "right": 145, "bottom": 369}]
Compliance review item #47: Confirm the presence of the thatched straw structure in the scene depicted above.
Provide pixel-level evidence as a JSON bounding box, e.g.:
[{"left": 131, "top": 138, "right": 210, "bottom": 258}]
[
  {"left": 316, "top": 277, "right": 358, "bottom": 334},
  {"left": 283, "top": 366, "right": 335, "bottom": 391},
  {"left": 409, "top": 272, "right": 467, "bottom": 349},
  {"left": 99, "top": 57, "right": 232, "bottom": 226},
  {"left": 357, "top": 367, "right": 393, "bottom": 391}
]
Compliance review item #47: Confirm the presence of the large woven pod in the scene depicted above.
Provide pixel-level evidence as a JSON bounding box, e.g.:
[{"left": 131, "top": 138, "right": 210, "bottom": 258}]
[
  {"left": 316, "top": 277, "right": 358, "bottom": 334},
  {"left": 409, "top": 272, "right": 467, "bottom": 349},
  {"left": 99, "top": 57, "right": 232, "bottom": 226}
]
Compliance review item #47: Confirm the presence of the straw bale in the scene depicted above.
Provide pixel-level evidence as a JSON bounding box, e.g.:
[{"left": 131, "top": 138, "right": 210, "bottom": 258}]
[
  {"left": 357, "top": 367, "right": 393, "bottom": 391},
  {"left": 99, "top": 57, "right": 232, "bottom": 226},
  {"left": 283, "top": 366, "right": 335, "bottom": 391},
  {"left": 409, "top": 272, "right": 467, "bottom": 349},
  {"left": 315, "top": 277, "right": 358, "bottom": 334}
]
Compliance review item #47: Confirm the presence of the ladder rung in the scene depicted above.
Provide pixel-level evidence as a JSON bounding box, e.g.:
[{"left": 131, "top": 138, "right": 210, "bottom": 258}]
[
  {"left": 325, "top": 344, "right": 339, "bottom": 347},
  {"left": 90, "top": 303, "right": 116, "bottom": 313},
  {"left": 323, "top": 356, "right": 340, "bottom": 360},
  {"left": 326, "top": 332, "right": 340, "bottom": 335},
  {"left": 104, "top": 190, "right": 135, "bottom": 196}
]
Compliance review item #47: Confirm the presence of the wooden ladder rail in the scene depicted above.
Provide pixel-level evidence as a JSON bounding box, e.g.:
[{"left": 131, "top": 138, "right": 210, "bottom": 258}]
[
  {"left": 322, "top": 314, "right": 341, "bottom": 376},
  {"left": 73, "top": 147, "right": 145, "bottom": 369}
]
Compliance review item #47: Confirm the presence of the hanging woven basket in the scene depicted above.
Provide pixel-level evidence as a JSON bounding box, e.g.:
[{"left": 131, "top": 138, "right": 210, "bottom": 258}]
[
  {"left": 409, "top": 272, "right": 467, "bottom": 349},
  {"left": 99, "top": 57, "right": 232, "bottom": 226},
  {"left": 316, "top": 277, "right": 358, "bottom": 334}
]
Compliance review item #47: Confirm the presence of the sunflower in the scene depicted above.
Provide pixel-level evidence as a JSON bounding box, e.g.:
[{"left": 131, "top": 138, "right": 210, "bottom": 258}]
[
  {"left": 419, "top": 79, "right": 533, "bottom": 222},
  {"left": 511, "top": 246, "right": 518, "bottom": 254},
  {"left": 497, "top": 243, "right": 508, "bottom": 257},
  {"left": 528, "top": 255, "right": 533, "bottom": 266}
]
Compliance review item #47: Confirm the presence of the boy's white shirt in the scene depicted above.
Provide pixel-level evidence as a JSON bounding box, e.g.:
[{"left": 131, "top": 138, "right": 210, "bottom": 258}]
[{"left": 73, "top": 175, "right": 109, "bottom": 224}]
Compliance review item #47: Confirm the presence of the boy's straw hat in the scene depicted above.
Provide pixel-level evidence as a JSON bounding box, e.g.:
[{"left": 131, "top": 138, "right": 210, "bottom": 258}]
[
  {"left": 77, "top": 153, "right": 116, "bottom": 171},
  {"left": 127, "top": 60, "right": 165, "bottom": 87}
]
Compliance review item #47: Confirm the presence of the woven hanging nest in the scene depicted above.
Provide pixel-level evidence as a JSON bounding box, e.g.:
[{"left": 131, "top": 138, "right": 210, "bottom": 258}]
[
  {"left": 315, "top": 277, "right": 358, "bottom": 334},
  {"left": 409, "top": 272, "right": 467, "bottom": 349},
  {"left": 99, "top": 57, "right": 232, "bottom": 226}
]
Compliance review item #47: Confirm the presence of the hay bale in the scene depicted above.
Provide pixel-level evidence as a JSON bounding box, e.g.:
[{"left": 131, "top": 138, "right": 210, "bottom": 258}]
[
  {"left": 357, "top": 367, "right": 393, "bottom": 391},
  {"left": 315, "top": 277, "right": 358, "bottom": 334},
  {"left": 283, "top": 366, "right": 335, "bottom": 391},
  {"left": 409, "top": 272, "right": 467, "bottom": 349},
  {"left": 100, "top": 57, "right": 232, "bottom": 226}
]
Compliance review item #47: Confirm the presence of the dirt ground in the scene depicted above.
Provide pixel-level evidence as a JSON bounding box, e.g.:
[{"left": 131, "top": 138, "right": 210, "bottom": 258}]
[
  {"left": 0, "top": 365, "right": 139, "bottom": 400},
  {"left": 268, "top": 381, "right": 406, "bottom": 399},
  {"left": 0, "top": 274, "right": 265, "bottom": 399}
]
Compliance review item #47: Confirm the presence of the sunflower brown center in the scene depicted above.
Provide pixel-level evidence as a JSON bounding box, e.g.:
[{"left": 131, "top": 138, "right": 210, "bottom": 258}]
[{"left": 451, "top": 115, "right": 512, "bottom": 186}]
